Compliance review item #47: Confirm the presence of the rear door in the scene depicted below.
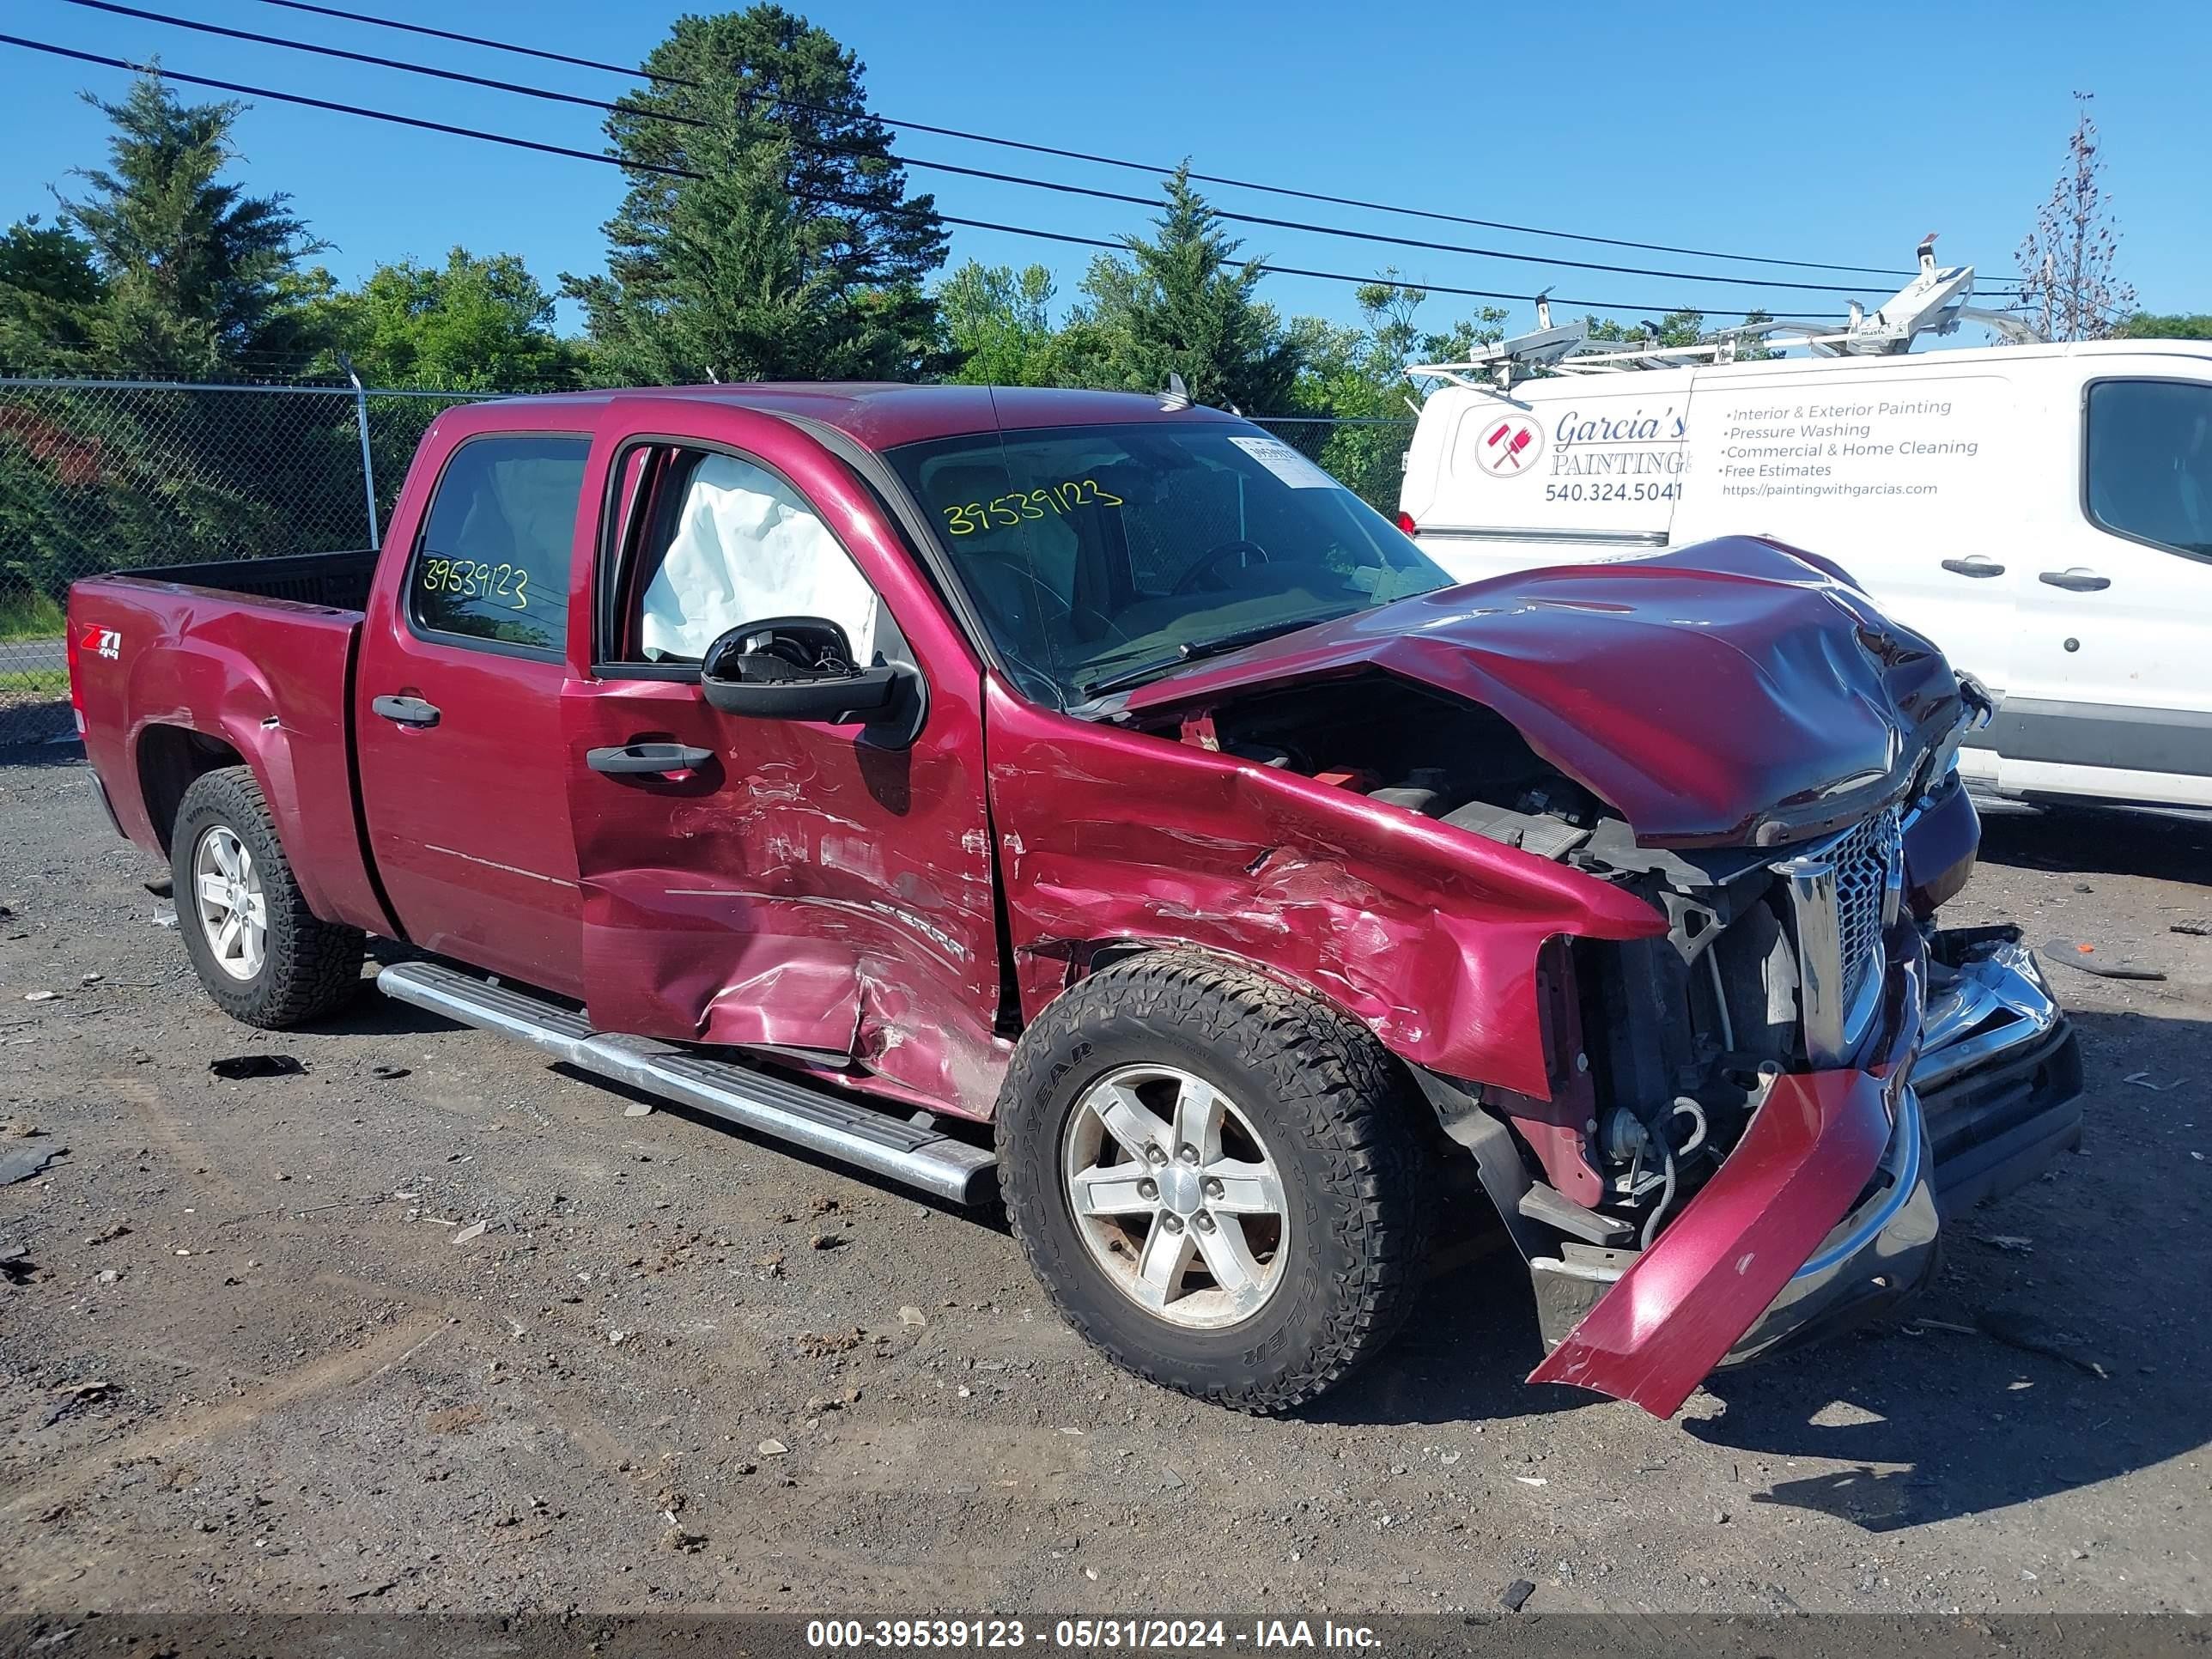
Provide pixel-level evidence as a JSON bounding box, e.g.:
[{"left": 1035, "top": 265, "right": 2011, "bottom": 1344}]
[
  {"left": 355, "top": 429, "right": 592, "bottom": 995},
  {"left": 1999, "top": 360, "right": 2212, "bottom": 807},
  {"left": 560, "top": 408, "right": 1006, "bottom": 1115}
]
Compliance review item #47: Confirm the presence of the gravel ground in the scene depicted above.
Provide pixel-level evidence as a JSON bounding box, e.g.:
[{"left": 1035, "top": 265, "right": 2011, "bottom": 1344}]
[{"left": 1, "top": 748, "right": 2206, "bottom": 1618}]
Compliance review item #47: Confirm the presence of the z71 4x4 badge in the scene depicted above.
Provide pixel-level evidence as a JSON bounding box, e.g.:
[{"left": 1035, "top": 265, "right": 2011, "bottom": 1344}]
[{"left": 80, "top": 623, "right": 121, "bottom": 660}]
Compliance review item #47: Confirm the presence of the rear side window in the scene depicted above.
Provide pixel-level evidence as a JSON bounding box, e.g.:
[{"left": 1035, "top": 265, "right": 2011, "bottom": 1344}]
[
  {"left": 2085, "top": 380, "right": 2212, "bottom": 562},
  {"left": 410, "top": 434, "right": 589, "bottom": 653}
]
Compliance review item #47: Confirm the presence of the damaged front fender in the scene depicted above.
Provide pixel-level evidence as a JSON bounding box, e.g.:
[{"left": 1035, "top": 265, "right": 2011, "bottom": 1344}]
[{"left": 981, "top": 678, "right": 1667, "bottom": 1101}]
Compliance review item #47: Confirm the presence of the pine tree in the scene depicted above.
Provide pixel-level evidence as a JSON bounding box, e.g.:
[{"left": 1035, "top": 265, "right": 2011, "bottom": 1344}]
[
  {"left": 0, "top": 216, "right": 104, "bottom": 371},
  {"left": 1075, "top": 167, "right": 1300, "bottom": 413},
  {"left": 58, "top": 71, "right": 324, "bottom": 376},
  {"left": 563, "top": 6, "right": 946, "bottom": 384}
]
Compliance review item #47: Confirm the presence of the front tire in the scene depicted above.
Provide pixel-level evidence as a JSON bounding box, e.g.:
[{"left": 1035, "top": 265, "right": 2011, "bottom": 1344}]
[
  {"left": 171, "top": 765, "right": 363, "bottom": 1029},
  {"left": 996, "top": 951, "right": 1430, "bottom": 1413}
]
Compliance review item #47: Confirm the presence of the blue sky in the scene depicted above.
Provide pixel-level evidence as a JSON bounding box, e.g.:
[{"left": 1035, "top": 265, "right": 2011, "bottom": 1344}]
[{"left": 4, "top": 0, "right": 2209, "bottom": 349}]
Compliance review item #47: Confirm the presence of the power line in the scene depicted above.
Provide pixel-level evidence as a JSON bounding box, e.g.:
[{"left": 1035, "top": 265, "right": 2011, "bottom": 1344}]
[
  {"left": 69, "top": 0, "right": 1881, "bottom": 297},
  {"left": 58, "top": 0, "right": 704, "bottom": 129},
  {"left": 233, "top": 0, "right": 1909, "bottom": 280},
  {"left": 246, "top": 0, "right": 696, "bottom": 87},
  {"left": 3, "top": 34, "right": 1841, "bottom": 321}
]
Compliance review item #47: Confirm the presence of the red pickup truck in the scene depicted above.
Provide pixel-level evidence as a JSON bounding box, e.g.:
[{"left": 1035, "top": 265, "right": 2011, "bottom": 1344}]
[{"left": 68, "top": 384, "right": 2081, "bottom": 1417}]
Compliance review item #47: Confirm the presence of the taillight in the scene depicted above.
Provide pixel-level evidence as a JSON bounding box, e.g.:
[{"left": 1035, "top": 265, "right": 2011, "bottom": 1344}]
[
  {"left": 1395, "top": 511, "right": 1419, "bottom": 536},
  {"left": 65, "top": 615, "right": 87, "bottom": 735}
]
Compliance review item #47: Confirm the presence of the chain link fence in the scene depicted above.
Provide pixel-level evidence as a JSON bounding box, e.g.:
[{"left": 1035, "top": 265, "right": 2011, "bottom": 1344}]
[
  {"left": 0, "top": 377, "right": 489, "bottom": 744},
  {"left": 0, "top": 378, "right": 1413, "bottom": 747}
]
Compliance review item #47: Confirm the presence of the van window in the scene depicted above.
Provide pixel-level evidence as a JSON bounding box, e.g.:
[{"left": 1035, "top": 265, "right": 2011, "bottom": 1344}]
[
  {"left": 2085, "top": 380, "right": 2212, "bottom": 561},
  {"left": 612, "top": 448, "right": 880, "bottom": 667},
  {"left": 410, "top": 434, "right": 587, "bottom": 654}
]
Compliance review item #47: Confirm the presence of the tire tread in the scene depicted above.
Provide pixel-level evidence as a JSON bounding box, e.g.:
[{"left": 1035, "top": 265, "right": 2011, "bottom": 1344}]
[
  {"left": 996, "top": 951, "right": 1431, "bottom": 1413},
  {"left": 172, "top": 765, "right": 362, "bottom": 1029}
]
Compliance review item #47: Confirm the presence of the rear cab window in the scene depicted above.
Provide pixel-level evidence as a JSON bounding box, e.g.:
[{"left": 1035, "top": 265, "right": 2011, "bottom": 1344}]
[
  {"left": 408, "top": 434, "right": 590, "bottom": 656},
  {"left": 2084, "top": 379, "right": 2212, "bottom": 561}
]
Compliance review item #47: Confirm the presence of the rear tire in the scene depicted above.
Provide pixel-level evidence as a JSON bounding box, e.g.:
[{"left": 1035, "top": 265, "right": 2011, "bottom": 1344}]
[
  {"left": 171, "top": 765, "right": 363, "bottom": 1029},
  {"left": 996, "top": 951, "right": 1431, "bottom": 1413}
]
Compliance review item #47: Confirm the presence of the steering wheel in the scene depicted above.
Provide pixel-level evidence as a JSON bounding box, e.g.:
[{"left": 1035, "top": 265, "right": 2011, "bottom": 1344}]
[{"left": 1172, "top": 538, "right": 1273, "bottom": 595}]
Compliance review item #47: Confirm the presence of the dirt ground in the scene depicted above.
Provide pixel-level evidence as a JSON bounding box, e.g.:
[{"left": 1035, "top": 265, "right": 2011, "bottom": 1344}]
[{"left": 1, "top": 745, "right": 2207, "bottom": 1619}]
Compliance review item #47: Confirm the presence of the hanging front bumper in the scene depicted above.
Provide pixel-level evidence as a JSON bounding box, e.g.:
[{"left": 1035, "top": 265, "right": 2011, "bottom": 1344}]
[{"left": 1526, "top": 926, "right": 2079, "bottom": 1415}]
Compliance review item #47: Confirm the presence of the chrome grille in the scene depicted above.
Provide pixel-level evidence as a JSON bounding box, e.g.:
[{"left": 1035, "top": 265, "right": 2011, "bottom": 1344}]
[
  {"left": 1832, "top": 807, "right": 1899, "bottom": 1016},
  {"left": 1771, "top": 805, "right": 1903, "bottom": 1066}
]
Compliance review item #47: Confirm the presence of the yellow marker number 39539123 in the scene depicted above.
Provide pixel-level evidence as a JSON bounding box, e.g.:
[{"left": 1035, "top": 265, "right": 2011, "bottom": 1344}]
[{"left": 941, "top": 478, "right": 1124, "bottom": 537}]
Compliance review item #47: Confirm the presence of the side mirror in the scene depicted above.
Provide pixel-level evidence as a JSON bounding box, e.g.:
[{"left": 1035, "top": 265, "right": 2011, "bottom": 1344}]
[{"left": 698, "top": 616, "right": 924, "bottom": 746}]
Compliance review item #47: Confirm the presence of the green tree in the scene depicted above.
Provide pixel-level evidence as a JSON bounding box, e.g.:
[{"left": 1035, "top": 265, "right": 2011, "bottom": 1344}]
[
  {"left": 1071, "top": 166, "right": 1300, "bottom": 412},
  {"left": 1577, "top": 307, "right": 1775, "bottom": 362},
  {"left": 0, "top": 216, "right": 104, "bottom": 371},
  {"left": 1, "top": 72, "right": 362, "bottom": 625},
  {"left": 2117, "top": 312, "right": 2212, "bottom": 339},
  {"left": 1287, "top": 277, "right": 1508, "bottom": 506},
  {"left": 562, "top": 6, "right": 946, "bottom": 384},
  {"left": 58, "top": 70, "right": 325, "bottom": 376},
  {"left": 1584, "top": 308, "right": 1709, "bottom": 348},
  {"left": 937, "top": 261, "right": 1057, "bottom": 385},
  {"left": 307, "top": 247, "right": 583, "bottom": 391}
]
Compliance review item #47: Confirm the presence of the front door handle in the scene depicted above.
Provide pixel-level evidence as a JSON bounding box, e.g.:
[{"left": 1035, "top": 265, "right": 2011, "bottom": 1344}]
[
  {"left": 1942, "top": 556, "right": 2006, "bottom": 578},
  {"left": 371, "top": 694, "right": 441, "bottom": 727},
  {"left": 2039, "top": 568, "right": 2112, "bottom": 592},
  {"left": 586, "top": 742, "right": 714, "bottom": 775}
]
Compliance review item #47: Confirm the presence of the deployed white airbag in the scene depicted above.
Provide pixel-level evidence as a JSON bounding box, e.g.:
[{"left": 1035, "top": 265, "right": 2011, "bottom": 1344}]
[{"left": 639, "top": 453, "right": 879, "bottom": 661}]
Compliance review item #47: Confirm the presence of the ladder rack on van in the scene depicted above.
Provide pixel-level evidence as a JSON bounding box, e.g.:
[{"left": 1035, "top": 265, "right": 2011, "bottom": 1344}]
[{"left": 1406, "top": 238, "right": 2044, "bottom": 392}]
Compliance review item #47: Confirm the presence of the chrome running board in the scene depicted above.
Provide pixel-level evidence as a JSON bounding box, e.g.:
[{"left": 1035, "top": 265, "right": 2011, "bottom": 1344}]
[{"left": 375, "top": 961, "right": 997, "bottom": 1205}]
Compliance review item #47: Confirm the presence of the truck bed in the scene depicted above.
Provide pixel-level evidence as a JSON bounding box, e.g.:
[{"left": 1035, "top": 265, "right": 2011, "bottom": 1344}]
[
  {"left": 123, "top": 548, "right": 380, "bottom": 613},
  {"left": 69, "top": 556, "right": 392, "bottom": 937}
]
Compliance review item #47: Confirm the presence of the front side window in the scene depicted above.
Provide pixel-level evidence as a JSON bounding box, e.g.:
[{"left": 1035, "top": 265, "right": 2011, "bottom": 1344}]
[
  {"left": 884, "top": 422, "right": 1448, "bottom": 703},
  {"left": 2085, "top": 380, "right": 2212, "bottom": 561},
  {"left": 610, "top": 447, "right": 881, "bottom": 667},
  {"left": 409, "top": 434, "right": 587, "bottom": 653}
]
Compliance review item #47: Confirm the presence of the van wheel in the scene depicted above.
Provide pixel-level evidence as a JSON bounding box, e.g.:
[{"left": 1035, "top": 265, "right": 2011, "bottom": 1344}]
[
  {"left": 171, "top": 766, "right": 363, "bottom": 1028},
  {"left": 996, "top": 951, "right": 1431, "bottom": 1413}
]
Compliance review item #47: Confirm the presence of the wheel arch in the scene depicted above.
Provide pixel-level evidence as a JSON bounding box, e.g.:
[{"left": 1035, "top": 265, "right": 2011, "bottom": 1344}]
[{"left": 135, "top": 722, "right": 246, "bottom": 856}]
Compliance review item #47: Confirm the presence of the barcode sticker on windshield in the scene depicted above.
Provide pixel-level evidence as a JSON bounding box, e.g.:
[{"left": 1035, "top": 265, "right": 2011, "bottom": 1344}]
[{"left": 1229, "top": 434, "right": 1339, "bottom": 489}]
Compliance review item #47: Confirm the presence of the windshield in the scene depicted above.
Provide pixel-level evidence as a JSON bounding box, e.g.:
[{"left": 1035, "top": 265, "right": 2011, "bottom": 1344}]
[{"left": 884, "top": 422, "right": 1450, "bottom": 703}]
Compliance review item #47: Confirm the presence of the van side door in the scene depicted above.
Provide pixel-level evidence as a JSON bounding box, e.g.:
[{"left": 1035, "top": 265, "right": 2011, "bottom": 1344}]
[
  {"left": 1998, "top": 359, "right": 2212, "bottom": 808},
  {"left": 1674, "top": 361, "right": 2029, "bottom": 748}
]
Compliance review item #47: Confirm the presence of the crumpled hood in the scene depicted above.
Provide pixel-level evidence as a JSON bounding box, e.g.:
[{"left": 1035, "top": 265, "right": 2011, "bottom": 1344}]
[{"left": 1121, "top": 535, "right": 1969, "bottom": 848}]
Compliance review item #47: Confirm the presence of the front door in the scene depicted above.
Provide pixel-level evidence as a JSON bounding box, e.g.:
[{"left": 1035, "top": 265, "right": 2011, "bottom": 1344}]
[
  {"left": 355, "top": 430, "right": 592, "bottom": 995},
  {"left": 561, "top": 419, "right": 1006, "bottom": 1117},
  {"left": 2000, "top": 368, "right": 2212, "bottom": 808}
]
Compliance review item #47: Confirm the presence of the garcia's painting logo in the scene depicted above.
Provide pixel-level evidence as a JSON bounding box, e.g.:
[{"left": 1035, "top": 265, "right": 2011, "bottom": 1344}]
[{"left": 1474, "top": 414, "right": 1543, "bottom": 477}]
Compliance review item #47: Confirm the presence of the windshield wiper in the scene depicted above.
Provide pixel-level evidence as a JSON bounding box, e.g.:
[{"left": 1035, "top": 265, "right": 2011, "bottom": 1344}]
[{"left": 1079, "top": 616, "right": 1342, "bottom": 699}]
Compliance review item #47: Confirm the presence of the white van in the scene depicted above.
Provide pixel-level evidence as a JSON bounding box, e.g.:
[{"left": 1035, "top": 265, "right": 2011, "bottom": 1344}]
[{"left": 1398, "top": 335, "right": 2212, "bottom": 815}]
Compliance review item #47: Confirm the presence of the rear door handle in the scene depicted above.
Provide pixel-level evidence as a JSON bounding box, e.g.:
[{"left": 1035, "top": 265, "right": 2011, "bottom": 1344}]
[
  {"left": 1941, "top": 556, "right": 2006, "bottom": 578},
  {"left": 586, "top": 742, "right": 714, "bottom": 775},
  {"left": 371, "top": 695, "right": 441, "bottom": 727},
  {"left": 2039, "top": 568, "right": 2112, "bottom": 592}
]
